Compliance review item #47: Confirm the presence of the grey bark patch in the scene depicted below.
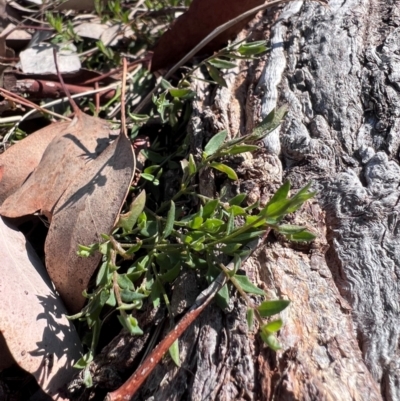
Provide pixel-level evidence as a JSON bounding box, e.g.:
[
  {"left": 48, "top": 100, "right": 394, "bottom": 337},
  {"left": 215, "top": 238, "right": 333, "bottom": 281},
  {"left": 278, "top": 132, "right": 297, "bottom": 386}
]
[{"left": 263, "top": 1, "right": 400, "bottom": 399}]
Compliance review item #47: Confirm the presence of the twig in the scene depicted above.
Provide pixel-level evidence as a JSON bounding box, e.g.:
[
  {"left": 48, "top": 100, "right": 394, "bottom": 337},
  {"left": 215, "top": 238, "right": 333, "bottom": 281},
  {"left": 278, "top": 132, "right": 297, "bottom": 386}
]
[
  {"left": 0, "top": 71, "right": 139, "bottom": 147},
  {"left": 0, "top": 88, "right": 71, "bottom": 121},
  {"left": 81, "top": 56, "right": 151, "bottom": 85},
  {"left": 120, "top": 58, "right": 128, "bottom": 138},
  {"left": 52, "top": 48, "right": 81, "bottom": 115},
  {"left": 105, "top": 238, "right": 263, "bottom": 401}
]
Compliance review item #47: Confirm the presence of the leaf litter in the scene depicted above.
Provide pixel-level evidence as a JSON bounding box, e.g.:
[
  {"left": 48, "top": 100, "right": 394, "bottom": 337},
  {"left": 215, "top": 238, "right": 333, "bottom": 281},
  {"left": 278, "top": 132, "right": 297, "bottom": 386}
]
[
  {"left": 0, "top": 52, "right": 135, "bottom": 315},
  {"left": 0, "top": 217, "right": 82, "bottom": 399},
  {"left": 0, "top": 120, "right": 69, "bottom": 204},
  {"left": 0, "top": 111, "right": 112, "bottom": 219},
  {"left": 0, "top": 51, "right": 135, "bottom": 399},
  {"left": 46, "top": 131, "right": 134, "bottom": 313}
]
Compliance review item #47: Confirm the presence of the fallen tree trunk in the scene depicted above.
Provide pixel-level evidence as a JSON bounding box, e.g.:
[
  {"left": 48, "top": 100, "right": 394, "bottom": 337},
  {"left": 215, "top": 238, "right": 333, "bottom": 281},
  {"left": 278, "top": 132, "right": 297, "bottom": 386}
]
[{"left": 70, "top": 1, "right": 400, "bottom": 400}]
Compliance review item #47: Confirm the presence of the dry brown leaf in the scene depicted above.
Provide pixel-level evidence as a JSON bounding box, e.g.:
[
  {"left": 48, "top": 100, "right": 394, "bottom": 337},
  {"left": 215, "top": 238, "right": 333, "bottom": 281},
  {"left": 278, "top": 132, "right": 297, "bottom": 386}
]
[
  {"left": 0, "top": 217, "right": 82, "bottom": 399},
  {"left": 0, "top": 121, "right": 70, "bottom": 205},
  {"left": 0, "top": 111, "right": 111, "bottom": 219},
  {"left": 151, "top": 0, "right": 264, "bottom": 71},
  {"left": 45, "top": 133, "right": 134, "bottom": 313}
]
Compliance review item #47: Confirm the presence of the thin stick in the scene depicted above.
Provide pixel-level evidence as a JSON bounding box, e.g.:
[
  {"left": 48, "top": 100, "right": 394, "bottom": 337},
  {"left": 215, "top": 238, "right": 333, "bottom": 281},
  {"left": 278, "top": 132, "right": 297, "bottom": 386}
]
[
  {"left": 0, "top": 88, "right": 71, "bottom": 121},
  {"left": 81, "top": 56, "right": 151, "bottom": 85},
  {"left": 105, "top": 238, "right": 263, "bottom": 401},
  {"left": 121, "top": 58, "right": 128, "bottom": 138},
  {"left": 106, "top": 274, "right": 226, "bottom": 401},
  {"left": 52, "top": 48, "right": 81, "bottom": 115},
  {"left": 0, "top": 70, "right": 139, "bottom": 148}
]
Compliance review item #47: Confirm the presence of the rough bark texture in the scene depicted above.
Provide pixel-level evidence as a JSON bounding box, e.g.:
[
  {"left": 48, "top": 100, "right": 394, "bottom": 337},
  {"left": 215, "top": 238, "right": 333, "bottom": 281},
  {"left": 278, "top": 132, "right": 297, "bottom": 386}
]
[
  {"left": 70, "top": 1, "right": 400, "bottom": 400},
  {"left": 257, "top": 1, "right": 400, "bottom": 399}
]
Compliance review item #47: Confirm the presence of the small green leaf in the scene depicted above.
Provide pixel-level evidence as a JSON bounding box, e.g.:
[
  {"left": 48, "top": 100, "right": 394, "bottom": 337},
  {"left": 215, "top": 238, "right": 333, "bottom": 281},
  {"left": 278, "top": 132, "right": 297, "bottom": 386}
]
[
  {"left": 129, "top": 113, "right": 150, "bottom": 123},
  {"left": 125, "top": 241, "right": 142, "bottom": 255},
  {"left": 233, "top": 275, "right": 265, "bottom": 295},
  {"left": 206, "top": 64, "right": 227, "bottom": 87},
  {"left": 169, "top": 339, "right": 181, "bottom": 367},
  {"left": 229, "top": 193, "right": 247, "bottom": 206},
  {"left": 140, "top": 220, "right": 158, "bottom": 237},
  {"left": 246, "top": 308, "right": 254, "bottom": 330},
  {"left": 277, "top": 224, "right": 307, "bottom": 235},
  {"left": 162, "top": 201, "right": 175, "bottom": 239},
  {"left": 117, "top": 314, "right": 144, "bottom": 335},
  {"left": 222, "top": 229, "right": 265, "bottom": 243},
  {"left": 189, "top": 216, "right": 203, "bottom": 229},
  {"left": 233, "top": 254, "right": 241, "bottom": 275},
  {"left": 264, "top": 199, "right": 291, "bottom": 220},
  {"left": 210, "top": 162, "right": 238, "bottom": 180},
  {"left": 201, "top": 218, "right": 224, "bottom": 233},
  {"left": 188, "top": 154, "right": 197, "bottom": 175},
  {"left": 150, "top": 280, "right": 162, "bottom": 308},
  {"left": 207, "top": 58, "right": 237, "bottom": 69},
  {"left": 126, "top": 264, "right": 146, "bottom": 282},
  {"left": 77, "top": 244, "right": 98, "bottom": 257},
  {"left": 118, "top": 190, "right": 146, "bottom": 232},
  {"left": 251, "top": 106, "right": 288, "bottom": 141},
  {"left": 117, "top": 302, "right": 143, "bottom": 310},
  {"left": 226, "top": 205, "right": 246, "bottom": 216},
  {"left": 245, "top": 215, "right": 266, "bottom": 228},
  {"left": 96, "top": 261, "right": 110, "bottom": 286},
  {"left": 141, "top": 173, "right": 159, "bottom": 185},
  {"left": 204, "top": 130, "right": 228, "bottom": 156},
  {"left": 260, "top": 332, "right": 281, "bottom": 351},
  {"left": 137, "top": 255, "right": 151, "bottom": 270},
  {"left": 287, "top": 231, "right": 316, "bottom": 242},
  {"left": 160, "top": 262, "right": 181, "bottom": 283},
  {"left": 169, "top": 88, "right": 194, "bottom": 98},
  {"left": 120, "top": 289, "right": 147, "bottom": 303},
  {"left": 268, "top": 181, "right": 290, "bottom": 206},
  {"left": 144, "top": 165, "right": 161, "bottom": 175},
  {"left": 106, "top": 290, "right": 116, "bottom": 307},
  {"left": 141, "top": 149, "right": 164, "bottom": 163},
  {"left": 83, "top": 368, "right": 93, "bottom": 388},
  {"left": 203, "top": 199, "right": 219, "bottom": 218},
  {"left": 73, "top": 352, "right": 93, "bottom": 369},
  {"left": 99, "top": 241, "right": 110, "bottom": 255},
  {"left": 220, "top": 243, "right": 242, "bottom": 255},
  {"left": 117, "top": 274, "right": 134, "bottom": 290},
  {"left": 238, "top": 41, "right": 267, "bottom": 56},
  {"left": 263, "top": 319, "right": 283, "bottom": 333},
  {"left": 258, "top": 300, "right": 290, "bottom": 317},
  {"left": 226, "top": 210, "right": 235, "bottom": 235},
  {"left": 160, "top": 78, "right": 173, "bottom": 89},
  {"left": 223, "top": 144, "right": 259, "bottom": 155},
  {"left": 286, "top": 182, "right": 316, "bottom": 213},
  {"left": 216, "top": 284, "right": 230, "bottom": 309}
]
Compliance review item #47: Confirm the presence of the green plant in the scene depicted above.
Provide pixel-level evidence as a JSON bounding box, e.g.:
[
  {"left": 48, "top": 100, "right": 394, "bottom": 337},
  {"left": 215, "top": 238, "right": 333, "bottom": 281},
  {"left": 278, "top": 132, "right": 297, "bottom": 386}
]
[
  {"left": 70, "top": 105, "right": 316, "bottom": 382},
  {"left": 145, "top": 38, "right": 267, "bottom": 130},
  {"left": 46, "top": 12, "right": 82, "bottom": 44}
]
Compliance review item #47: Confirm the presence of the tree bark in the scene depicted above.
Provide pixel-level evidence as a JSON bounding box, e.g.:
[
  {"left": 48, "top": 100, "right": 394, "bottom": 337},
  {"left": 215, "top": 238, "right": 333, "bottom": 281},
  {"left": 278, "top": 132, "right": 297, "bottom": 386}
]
[{"left": 70, "top": 1, "right": 400, "bottom": 400}]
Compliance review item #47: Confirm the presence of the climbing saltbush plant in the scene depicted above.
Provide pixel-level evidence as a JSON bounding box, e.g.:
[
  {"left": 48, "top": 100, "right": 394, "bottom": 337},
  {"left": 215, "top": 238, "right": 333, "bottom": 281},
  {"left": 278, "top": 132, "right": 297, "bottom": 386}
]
[{"left": 72, "top": 105, "right": 316, "bottom": 380}]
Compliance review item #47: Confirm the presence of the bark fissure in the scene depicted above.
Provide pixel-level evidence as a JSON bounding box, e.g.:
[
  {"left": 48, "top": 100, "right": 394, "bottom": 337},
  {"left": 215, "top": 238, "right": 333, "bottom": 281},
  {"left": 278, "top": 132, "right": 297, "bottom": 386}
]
[{"left": 265, "top": 1, "right": 400, "bottom": 399}]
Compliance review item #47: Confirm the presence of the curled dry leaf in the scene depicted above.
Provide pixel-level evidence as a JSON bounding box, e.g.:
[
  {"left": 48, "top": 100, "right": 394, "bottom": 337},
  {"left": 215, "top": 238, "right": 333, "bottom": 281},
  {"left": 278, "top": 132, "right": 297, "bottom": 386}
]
[
  {"left": 0, "top": 111, "right": 111, "bottom": 219},
  {"left": 151, "top": 0, "right": 264, "bottom": 71},
  {"left": 45, "top": 133, "right": 134, "bottom": 313},
  {"left": 0, "top": 217, "right": 82, "bottom": 399},
  {"left": 0, "top": 121, "right": 69, "bottom": 204}
]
